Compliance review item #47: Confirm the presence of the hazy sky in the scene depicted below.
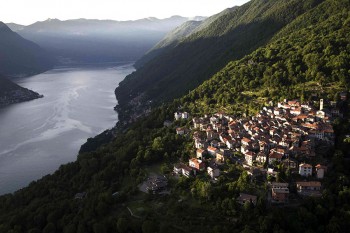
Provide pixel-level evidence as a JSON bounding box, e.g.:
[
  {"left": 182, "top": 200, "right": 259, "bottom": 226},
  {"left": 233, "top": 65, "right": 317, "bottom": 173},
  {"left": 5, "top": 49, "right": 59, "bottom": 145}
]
[{"left": 1, "top": 0, "right": 250, "bottom": 25}]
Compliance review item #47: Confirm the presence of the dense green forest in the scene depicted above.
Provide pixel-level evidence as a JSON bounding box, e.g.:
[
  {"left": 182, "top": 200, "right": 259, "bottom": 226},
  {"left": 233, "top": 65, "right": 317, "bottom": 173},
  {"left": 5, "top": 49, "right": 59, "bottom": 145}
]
[
  {"left": 180, "top": 0, "right": 350, "bottom": 115},
  {"left": 115, "top": 0, "right": 325, "bottom": 121},
  {"left": 0, "top": 0, "right": 350, "bottom": 232}
]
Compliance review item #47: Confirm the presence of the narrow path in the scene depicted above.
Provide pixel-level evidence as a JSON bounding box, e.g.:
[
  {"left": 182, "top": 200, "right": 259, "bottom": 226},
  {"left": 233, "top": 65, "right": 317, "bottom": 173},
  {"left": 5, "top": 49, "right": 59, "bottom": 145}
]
[{"left": 127, "top": 206, "right": 141, "bottom": 219}]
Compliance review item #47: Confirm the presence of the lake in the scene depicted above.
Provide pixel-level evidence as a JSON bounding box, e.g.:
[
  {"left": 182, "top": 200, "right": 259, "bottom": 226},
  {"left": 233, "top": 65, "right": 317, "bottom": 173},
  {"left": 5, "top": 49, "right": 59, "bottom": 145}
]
[{"left": 0, "top": 63, "right": 134, "bottom": 195}]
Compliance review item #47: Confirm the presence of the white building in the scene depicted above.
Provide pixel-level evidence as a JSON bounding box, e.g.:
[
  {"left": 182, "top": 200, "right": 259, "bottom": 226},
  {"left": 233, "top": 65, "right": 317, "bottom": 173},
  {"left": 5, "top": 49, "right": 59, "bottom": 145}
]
[
  {"left": 256, "top": 153, "right": 267, "bottom": 164},
  {"left": 244, "top": 151, "right": 256, "bottom": 166},
  {"left": 176, "top": 127, "right": 185, "bottom": 135},
  {"left": 175, "top": 112, "right": 189, "bottom": 120},
  {"left": 299, "top": 163, "right": 312, "bottom": 177},
  {"left": 315, "top": 164, "right": 327, "bottom": 179},
  {"left": 182, "top": 112, "right": 189, "bottom": 119},
  {"left": 207, "top": 166, "right": 220, "bottom": 179},
  {"left": 174, "top": 112, "right": 182, "bottom": 120}
]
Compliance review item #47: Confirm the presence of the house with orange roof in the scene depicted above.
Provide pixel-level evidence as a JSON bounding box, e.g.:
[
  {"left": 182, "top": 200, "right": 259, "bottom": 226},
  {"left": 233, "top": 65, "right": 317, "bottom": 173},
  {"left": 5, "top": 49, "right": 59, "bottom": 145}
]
[
  {"left": 176, "top": 127, "right": 186, "bottom": 135},
  {"left": 296, "top": 181, "right": 322, "bottom": 196},
  {"left": 282, "top": 158, "right": 298, "bottom": 169},
  {"left": 189, "top": 158, "right": 206, "bottom": 171},
  {"left": 244, "top": 151, "right": 256, "bottom": 166},
  {"left": 196, "top": 149, "right": 206, "bottom": 159},
  {"left": 299, "top": 163, "right": 312, "bottom": 176},
  {"left": 174, "top": 163, "right": 194, "bottom": 177},
  {"left": 241, "top": 137, "right": 251, "bottom": 146},
  {"left": 272, "top": 187, "right": 289, "bottom": 203},
  {"left": 268, "top": 152, "right": 283, "bottom": 165},
  {"left": 207, "top": 166, "right": 220, "bottom": 179},
  {"left": 290, "top": 107, "right": 302, "bottom": 116},
  {"left": 288, "top": 100, "right": 300, "bottom": 107},
  {"left": 315, "top": 164, "right": 327, "bottom": 179},
  {"left": 207, "top": 146, "right": 218, "bottom": 156},
  {"left": 215, "top": 151, "right": 226, "bottom": 163}
]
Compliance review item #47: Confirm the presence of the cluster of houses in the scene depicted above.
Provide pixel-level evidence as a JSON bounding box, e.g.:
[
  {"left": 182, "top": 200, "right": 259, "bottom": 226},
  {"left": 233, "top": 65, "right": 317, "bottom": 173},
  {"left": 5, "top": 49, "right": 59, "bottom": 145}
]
[
  {"left": 173, "top": 158, "right": 220, "bottom": 180},
  {"left": 170, "top": 97, "right": 347, "bottom": 203},
  {"left": 238, "top": 178, "right": 323, "bottom": 205},
  {"left": 190, "top": 99, "right": 335, "bottom": 168},
  {"left": 269, "top": 178, "right": 323, "bottom": 204}
]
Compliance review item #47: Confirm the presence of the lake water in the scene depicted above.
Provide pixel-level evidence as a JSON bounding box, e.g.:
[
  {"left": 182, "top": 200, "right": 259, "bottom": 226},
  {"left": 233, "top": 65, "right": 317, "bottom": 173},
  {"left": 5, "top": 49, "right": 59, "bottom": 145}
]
[{"left": 0, "top": 63, "right": 134, "bottom": 195}]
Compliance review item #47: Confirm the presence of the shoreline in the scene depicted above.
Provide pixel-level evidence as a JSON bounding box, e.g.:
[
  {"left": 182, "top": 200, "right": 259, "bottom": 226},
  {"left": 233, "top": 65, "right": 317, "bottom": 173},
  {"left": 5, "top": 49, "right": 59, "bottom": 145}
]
[{"left": 0, "top": 64, "right": 135, "bottom": 195}]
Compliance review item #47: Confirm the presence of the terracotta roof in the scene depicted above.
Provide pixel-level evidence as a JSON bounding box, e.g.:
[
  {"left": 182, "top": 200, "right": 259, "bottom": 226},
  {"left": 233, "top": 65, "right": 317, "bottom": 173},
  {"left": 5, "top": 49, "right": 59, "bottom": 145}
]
[
  {"left": 324, "top": 128, "right": 334, "bottom": 133},
  {"left": 245, "top": 151, "right": 256, "bottom": 156},
  {"left": 197, "top": 149, "right": 205, "bottom": 153},
  {"left": 242, "top": 137, "right": 251, "bottom": 143},
  {"left": 291, "top": 107, "right": 302, "bottom": 112},
  {"left": 277, "top": 148, "right": 286, "bottom": 153},
  {"left": 271, "top": 182, "right": 289, "bottom": 187},
  {"left": 288, "top": 100, "right": 300, "bottom": 106},
  {"left": 175, "top": 163, "right": 193, "bottom": 171},
  {"left": 299, "top": 163, "right": 312, "bottom": 168},
  {"left": 272, "top": 188, "right": 289, "bottom": 194},
  {"left": 297, "top": 114, "right": 308, "bottom": 119},
  {"left": 296, "top": 181, "right": 321, "bottom": 187},
  {"left": 190, "top": 158, "right": 202, "bottom": 165},
  {"left": 315, "top": 164, "right": 327, "bottom": 169},
  {"left": 269, "top": 152, "right": 282, "bottom": 159},
  {"left": 302, "top": 123, "right": 317, "bottom": 129},
  {"left": 207, "top": 146, "right": 217, "bottom": 151}
]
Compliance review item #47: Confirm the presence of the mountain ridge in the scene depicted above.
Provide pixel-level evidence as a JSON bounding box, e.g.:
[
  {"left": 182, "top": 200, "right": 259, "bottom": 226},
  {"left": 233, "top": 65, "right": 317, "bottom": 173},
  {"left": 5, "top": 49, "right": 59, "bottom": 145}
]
[
  {"left": 0, "top": 21, "right": 55, "bottom": 78},
  {"left": 133, "top": 10, "right": 229, "bottom": 69},
  {"left": 11, "top": 16, "right": 204, "bottom": 64},
  {"left": 115, "top": 0, "right": 324, "bottom": 123},
  {"left": 179, "top": 0, "right": 349, "bottom": 115}
]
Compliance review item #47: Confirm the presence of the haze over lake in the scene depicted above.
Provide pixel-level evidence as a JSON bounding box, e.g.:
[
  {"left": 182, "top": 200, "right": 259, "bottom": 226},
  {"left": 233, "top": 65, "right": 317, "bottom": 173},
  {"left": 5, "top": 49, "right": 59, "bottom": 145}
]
[{"left": 0, "top": 63, "right": 134, "bottom": 195}]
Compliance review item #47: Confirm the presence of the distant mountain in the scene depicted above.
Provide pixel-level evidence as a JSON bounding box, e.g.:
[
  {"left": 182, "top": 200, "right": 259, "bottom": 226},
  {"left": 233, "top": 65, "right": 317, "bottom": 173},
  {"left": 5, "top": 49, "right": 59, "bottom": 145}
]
[
  {"left": 134, "top": 20, "right": 203, "bottom": 68},
  {"left": 6, "top": 23, "right": 25, "bottom": 31},
  {"left": 134, "top": 11, "right": 230, "bottom": 68},
  {"left": 0, "top": 22, "right": 55, "bottom": 78},
  {"left": 115, "top": 0, "right": 324, "bottom": 120},
  {"left": 0, "top": 75, "right": 42, "bottom": 107},
  {"left": 11, "top": 16, "right": 199, "bottom": 64}
]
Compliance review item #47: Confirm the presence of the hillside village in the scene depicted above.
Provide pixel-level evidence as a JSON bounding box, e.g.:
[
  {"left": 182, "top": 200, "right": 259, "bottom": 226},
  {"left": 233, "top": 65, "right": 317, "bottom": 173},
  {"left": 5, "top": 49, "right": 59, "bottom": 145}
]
[{"left": 168, "top": 93, "right": 347, "bottom": 205}]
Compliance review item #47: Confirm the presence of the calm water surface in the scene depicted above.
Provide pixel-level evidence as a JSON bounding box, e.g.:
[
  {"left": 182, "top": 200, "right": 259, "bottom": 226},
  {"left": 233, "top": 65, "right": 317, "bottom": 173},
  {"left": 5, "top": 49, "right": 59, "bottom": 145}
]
[{"left": 0, "top": 63, "right": 134, "bottom": 195}]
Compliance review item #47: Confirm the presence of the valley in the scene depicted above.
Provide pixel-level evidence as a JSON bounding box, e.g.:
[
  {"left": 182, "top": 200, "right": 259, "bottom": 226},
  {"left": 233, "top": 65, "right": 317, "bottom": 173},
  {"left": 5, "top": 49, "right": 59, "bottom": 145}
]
[{"left": 0, "top": 0, "right": 349, "bottom": 232}]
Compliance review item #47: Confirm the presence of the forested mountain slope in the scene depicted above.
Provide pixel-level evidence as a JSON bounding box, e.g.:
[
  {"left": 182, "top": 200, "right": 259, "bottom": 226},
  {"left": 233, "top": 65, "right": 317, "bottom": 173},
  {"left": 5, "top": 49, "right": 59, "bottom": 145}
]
[
  {"left": 0, "top": 22, "right": 55, "bottom": 78},
  {"left": 180, "top": 0, "right": 350, "bottom": 115},
  {"left": 0, "top": 75, "right": 42, "bottom": 107},
  {"left": 134, "top": 20, "right": 203, "bottom": 68},
  {"left": 134, "top": 9, "right": 235, "bottom": 69},
  {"left": 115, "top": 0, "right": 324, "bottom": 120}
]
